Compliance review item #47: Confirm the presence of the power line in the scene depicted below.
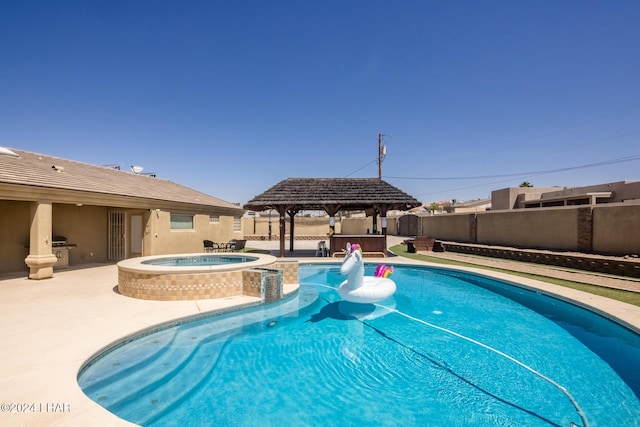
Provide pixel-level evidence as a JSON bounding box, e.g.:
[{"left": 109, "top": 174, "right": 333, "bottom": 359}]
[
  {"left": 394, "top": 153, "right": 640, "bottom": 198},
  {"left": 386, "top": 153, "right": 640, "bottom": 181},
  {"left": 443, "top": 104, "right": 640, "bottom": 169},
  {"left": 344, "top": 158, "right": 377, "bottom": 177},
  {"left": 500, "top": 102, "right": 640, "bottom": 148}
]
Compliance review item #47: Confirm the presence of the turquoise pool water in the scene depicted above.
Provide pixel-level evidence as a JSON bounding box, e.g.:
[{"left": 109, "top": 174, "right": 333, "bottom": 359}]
[
  {"left": 141, "top": 254, "right": 258, "bottom": 266},
  {"left": 79, "top": 264, "right": 640, "bottom": 426}
]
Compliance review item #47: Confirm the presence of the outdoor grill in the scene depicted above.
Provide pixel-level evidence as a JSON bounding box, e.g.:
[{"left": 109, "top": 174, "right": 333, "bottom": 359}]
[
  {"left": 52, "top": 236, "right": 68, "bottom": 247},
  {"left": 51, "top": 236, "right": 77, "bottom": 268}
]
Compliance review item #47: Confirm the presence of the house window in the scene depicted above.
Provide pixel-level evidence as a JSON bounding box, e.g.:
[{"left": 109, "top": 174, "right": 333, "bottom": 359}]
[
  {"left": 233, "top": 216, "right": 241, "bottom": 231},
  {"left": 170, "top": 214, "right": 194, "bottom": 230},
  {"left": 209, "top": 215, "right": 219, "bottom": 223}
]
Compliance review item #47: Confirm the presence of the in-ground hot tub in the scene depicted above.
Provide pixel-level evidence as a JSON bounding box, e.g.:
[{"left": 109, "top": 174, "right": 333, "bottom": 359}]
[{"left": 117, "top": 253, "right": 298, "bottom": 301}]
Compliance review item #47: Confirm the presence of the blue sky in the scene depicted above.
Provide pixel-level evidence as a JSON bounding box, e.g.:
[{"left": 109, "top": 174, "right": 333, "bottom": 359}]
[{"left": 1, "top": 1, "right": 639, "bottom": 206}]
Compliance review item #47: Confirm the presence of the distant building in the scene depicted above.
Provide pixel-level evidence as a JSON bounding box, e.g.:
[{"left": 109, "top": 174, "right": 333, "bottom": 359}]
[
  {"left": 451, "top": 198, "right": 492, "bottom": 213},
  {"left": 491, "top": 181, "right": 640, "bottom": 210},
  {"left": 406, "top": 199, "right": 491, "bottom": 215}
]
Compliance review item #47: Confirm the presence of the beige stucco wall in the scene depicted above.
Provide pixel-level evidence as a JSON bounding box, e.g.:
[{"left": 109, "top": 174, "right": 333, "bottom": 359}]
[
  {"left": 0, "top": 200, "right": 31, "bottom": 273},
  {"left": 53, "top": 204, "right": 109, "bottom": 264},
  {"left": 243, "top": 215, "right": 398, "bottom": 238},
  {"left": 592, "top": 203, "right": 640, "bottom": 255},
  {"left": 243, "top": 216, "right": 343, "bottom": 238},
  {"left": 416, "top": 203, "right": 640, "bottom": 256},
  {"left": 0, "top": 202, "right": 111, "bottom": 274},
  {"left": 422, "top": 213, "right": 474, "bottom": 242},
  {"left": 145, "top": 211, "right": 244, "bottom": 256},
  {"left": 341, "top": 217, "right": 373, "bottom": 234},
  {"left": 477, "top": 207, "right": 579, "bottom": 250},
  {"left": 386, "top": 216, "right": 399, "bottom": 235}
]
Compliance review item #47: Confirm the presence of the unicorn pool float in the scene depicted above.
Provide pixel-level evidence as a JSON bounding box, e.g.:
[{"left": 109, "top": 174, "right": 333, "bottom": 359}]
[{"left": 338, "top": 243, "right": 396, "bottom": 304}]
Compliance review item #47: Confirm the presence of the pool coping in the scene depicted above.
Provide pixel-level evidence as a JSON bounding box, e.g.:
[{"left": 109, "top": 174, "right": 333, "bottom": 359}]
[
  {"left": 1, "top": 257, "right": 639, "bottom": 426},
  {"left": 117, "top": 252, "right": 277, "bottom": 274}
]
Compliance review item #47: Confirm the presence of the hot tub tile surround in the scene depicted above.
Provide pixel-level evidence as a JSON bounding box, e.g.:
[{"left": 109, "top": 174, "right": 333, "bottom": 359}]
[{"left": 117, "top": 255, "right": 298, "bottom": 302}]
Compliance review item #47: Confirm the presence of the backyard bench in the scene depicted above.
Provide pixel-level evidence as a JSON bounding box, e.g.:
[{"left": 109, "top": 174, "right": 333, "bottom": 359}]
[{"left": 405, "top": 237, "right": 444, "bottom": 253}]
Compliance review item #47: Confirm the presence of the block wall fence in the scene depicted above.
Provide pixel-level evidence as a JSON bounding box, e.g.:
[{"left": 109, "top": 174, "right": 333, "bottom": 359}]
[{"left": 418, "top": 203, "right": 640, "bottom": 256}]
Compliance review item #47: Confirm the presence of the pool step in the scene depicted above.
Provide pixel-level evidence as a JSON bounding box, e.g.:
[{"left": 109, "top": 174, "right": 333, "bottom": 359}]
[
  {"left": 80, "top": 329, "right": 178, "bottom": 396},
  {"left": 110, "top": 336, "right": 230, "bottom": 425},
  {"left": 79, "top": 288, "right": 321, "bottom": 425},
  {"left": 137, "top": 339, "right": 231, "bottom": 426},
  {"left": 92, "top": 329, "right": 229, "bottom": 416}
]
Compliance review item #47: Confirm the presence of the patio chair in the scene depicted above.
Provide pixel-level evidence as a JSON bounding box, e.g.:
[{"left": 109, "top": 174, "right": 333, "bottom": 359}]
[
  {"left": 231, "top": 239, "right": 246, "bottom": 252},
  {"left": 203, "top": 240, "right": 215, "bottom": 253},
  {"left": 316, "top": 241, "right": 328, "bottom": 257},
  {"left": 221, "top": 239, "right": 236, "bottom": 252}
]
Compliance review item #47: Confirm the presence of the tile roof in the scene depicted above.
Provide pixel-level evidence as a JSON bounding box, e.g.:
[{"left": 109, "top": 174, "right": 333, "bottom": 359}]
[
  {"left": 244, "top": 178, "right": 422, "bottom": 211},
  {"left": 0, "top": 147, "right": 242, "bottom": 212}
]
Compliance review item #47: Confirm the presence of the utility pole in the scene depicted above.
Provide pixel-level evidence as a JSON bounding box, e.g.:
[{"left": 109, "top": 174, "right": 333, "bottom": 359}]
[{"left": 378, "top": 133, "right": 387, "bottom": 180}]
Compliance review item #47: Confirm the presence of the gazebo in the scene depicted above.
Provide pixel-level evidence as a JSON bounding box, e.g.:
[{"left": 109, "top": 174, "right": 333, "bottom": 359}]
[{"left": 243, "top": 178, "right": 422, "bottom": 256}]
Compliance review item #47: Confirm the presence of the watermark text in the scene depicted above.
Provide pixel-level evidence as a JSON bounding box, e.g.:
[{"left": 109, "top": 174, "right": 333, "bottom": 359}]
[{"left": 1, "top": 402, "right": 71, "bottom": 413}]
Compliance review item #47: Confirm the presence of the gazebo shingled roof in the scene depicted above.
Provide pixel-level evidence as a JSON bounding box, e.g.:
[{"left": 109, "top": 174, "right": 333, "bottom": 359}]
[
  {"left": 243, "top": 178, "right": 422, "bottom": 256},
  {"left": 244, "top": 178, "right": 422, "bottom": 212}
]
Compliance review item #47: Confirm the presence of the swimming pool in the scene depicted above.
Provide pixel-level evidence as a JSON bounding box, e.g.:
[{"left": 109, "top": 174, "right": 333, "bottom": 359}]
[{"left": 79, "top": 264, "right": 640, "bottom": 426}]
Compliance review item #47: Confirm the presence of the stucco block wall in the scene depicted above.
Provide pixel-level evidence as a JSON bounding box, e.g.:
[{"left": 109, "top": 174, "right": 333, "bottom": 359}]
[
  {"left": 422, "top": 214, "right": 474, "bottom": 242},
  {"left": 243, "top": 216, "right": 342, "bottom": 238},
  {"left": 413, "top": 203, "right": 639, "bottom": 256},
  {"left": 242, "top": 216, "right": 394, "bottom": 238},
  {"left": 341, "top": 217, "right": 373, "bottom": 234},
  {"left": 592, "top": 203, "right": 640, "bottom": 255},
  {"left": 386, "top": 216, "right": 399, "bottom": 235},
  {"left": 477, "top": 208, "right": 579, "bottom": 250}
]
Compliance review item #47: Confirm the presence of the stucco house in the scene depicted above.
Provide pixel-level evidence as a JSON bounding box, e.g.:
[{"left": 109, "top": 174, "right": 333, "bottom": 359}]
[
  {"left": 491, "top": 181, "right": 640, "bottom": 210},
  {"left": 0, "top": 147, "right": 244, "bottom": 279}
]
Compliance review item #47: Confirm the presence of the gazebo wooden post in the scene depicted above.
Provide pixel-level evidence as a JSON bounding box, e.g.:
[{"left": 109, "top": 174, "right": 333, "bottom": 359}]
[
  {"left": 372, "top": 210, "right": 378, "bottom": 234},
  {"left": 286, "top": 208, "right": 300, "bottom": 253},
  {"left": 289, "top": 214, "right": 294, "bottom": 252},
  {"left": 376, "top": 204, "right": 389, "bottom": 256},
  {"left": 275, "top": 206, "right": 289, "bottom": 257}
]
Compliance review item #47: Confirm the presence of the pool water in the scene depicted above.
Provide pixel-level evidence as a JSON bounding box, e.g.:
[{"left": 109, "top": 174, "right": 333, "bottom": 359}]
[
  {"left": 141, "top": 254, "right": 258, "bottom": 266},
  {"left": 79, "top": 264, "right": 640, "bottom": 426}
]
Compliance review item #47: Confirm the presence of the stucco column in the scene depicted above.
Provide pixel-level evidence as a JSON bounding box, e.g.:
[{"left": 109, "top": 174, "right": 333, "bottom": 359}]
[{"left": 24, "top": 201, "right": 57, "bottom": 279}]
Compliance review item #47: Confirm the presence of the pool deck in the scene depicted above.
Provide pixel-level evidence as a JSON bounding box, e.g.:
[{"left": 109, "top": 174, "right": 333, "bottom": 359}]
[{"left": 1, "top": 237, "right": 640, "bottom": 426}]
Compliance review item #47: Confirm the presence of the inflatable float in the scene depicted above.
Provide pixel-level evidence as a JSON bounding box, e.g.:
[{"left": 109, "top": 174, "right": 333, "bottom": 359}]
[{"left": 338, "top": 243, "right": 396, "bottom": 304}]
